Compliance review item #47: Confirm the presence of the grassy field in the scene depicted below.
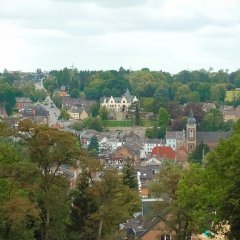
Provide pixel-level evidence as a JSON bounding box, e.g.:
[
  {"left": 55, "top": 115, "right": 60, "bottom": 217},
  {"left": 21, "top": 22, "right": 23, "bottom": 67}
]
[
  {"left": 103, "top": 120, "right": 155, "bottom": 127},
  {"left": 225, "top": 90, "right": 240, "bottom": 102},
  {"left": 103, "top": 120, "right": 134, "bottom": 127}
]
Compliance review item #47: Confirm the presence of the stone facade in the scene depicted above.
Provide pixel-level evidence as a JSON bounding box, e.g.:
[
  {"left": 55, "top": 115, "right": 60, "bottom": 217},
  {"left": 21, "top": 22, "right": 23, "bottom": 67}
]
[{"left": 100, "top": 88, "right": 138, "bottom": 113}]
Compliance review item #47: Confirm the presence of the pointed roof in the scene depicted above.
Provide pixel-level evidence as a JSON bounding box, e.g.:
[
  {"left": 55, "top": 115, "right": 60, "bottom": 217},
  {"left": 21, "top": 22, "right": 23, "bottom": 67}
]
[
  {"left": 123, "top": 88, "right": 134, "bottom": 102},
  {"left": 187, "top": 109, "right": 196, "bottom": 124}
]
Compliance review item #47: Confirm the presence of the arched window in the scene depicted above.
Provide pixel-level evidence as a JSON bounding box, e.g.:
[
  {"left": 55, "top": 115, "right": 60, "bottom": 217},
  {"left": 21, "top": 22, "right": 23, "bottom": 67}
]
[{"left": 189, "top": 129, "right": 193, "bottom": 138}]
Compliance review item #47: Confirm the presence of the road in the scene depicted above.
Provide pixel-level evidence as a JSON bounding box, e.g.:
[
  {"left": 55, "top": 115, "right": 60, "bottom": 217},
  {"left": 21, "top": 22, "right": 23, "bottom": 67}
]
[
  {"left": 34, "top": 80, "right": 60, "bottom": 126},
  {"left": 44, "top": 96, "right": 60, "bottom": 125}
]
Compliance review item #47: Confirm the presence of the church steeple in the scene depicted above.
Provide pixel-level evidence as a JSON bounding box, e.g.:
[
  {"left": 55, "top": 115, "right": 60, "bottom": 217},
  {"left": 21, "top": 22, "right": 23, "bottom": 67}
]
[{"left": 186, "top": 109, "right": 197, "bottom": 152}]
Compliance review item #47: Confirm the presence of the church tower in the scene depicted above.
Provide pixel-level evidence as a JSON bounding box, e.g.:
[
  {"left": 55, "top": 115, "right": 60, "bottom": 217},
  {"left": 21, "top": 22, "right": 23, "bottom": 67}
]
[{"left": 186, "top": 109, "right": 197, "bottom": 152}]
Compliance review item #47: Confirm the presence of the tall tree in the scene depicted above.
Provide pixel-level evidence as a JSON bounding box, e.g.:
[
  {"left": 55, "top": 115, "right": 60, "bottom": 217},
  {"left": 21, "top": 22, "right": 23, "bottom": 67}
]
[
  {"left": 91, "top": 169, "right": 140, "bottom": 239},
  {"left": 99, "top": 106, "right": 108, "bottom": 120},
  {"left": 158, "top": 107, "right": 170, "bottom": 127},
  {"left": 134, "top": 102, "right": 141, "bottom": 126},
  {"left": 200, "top": 108, "right": 225, "bottom": 131},
  {"left": 18, "top": 120, "right": 80, "bottom": 240},
  {"left": 122, "top": 160, "right": 138, "bottom": 190},
  {"left": 150, "top": 163, "right": 193, "bottom": 240},
  {"left": 203, "top": 121, "right": 240, "bottom": 239},
  {"left": 0, "top": 138, "right": 40, "bottom": 240},
  {"left": 88, "top": 136, "right": 99, "bottom": 153}
]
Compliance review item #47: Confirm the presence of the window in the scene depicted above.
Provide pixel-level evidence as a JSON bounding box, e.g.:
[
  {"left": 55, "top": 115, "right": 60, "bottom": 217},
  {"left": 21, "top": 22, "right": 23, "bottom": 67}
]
[
  {"left": 160, "top": 235, "right": 171, "bottom": 240},
  {"left": 189, "top": 129, "right": 193, "bottom": 138}
]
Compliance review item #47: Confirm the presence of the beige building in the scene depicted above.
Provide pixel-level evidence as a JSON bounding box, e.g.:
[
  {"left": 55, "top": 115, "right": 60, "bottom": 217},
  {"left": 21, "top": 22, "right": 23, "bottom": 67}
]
[
  {"left": 100, "top": 88, "right": 138, "bottom": 113},
  {"left": 68, "top": 107, "right": 89, "bottom": 120}
]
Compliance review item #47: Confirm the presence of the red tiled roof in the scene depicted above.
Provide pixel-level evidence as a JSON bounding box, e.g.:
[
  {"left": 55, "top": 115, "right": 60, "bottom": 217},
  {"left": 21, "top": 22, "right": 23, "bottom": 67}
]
[{"left": 152, "top": 146, "right": 176, "bottom": 160}]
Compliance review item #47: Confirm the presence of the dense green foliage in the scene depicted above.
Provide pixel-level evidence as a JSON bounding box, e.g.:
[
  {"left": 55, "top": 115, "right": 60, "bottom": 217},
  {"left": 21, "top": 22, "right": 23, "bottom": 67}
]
[
  {"left": 188, "top": 142, "right": 210, "bottom": 164},
  {"left": 0, "top": 121, "right": 140, "bottom": 240},
  {"left": 122, "top": 161, "right": 138, "bottom": 190},
  {"left": 149, "top": 121, "right": 240, "bottom": 239},
  {"left": 43, "top": 68, "right": 234, "bottom": 104}
]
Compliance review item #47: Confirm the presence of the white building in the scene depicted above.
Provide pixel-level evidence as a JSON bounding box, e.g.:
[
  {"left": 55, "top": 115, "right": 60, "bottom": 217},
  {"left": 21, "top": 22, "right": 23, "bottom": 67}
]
[
  {"left": 165, "top": 130, "right": 185, "bottom": 150},
  {"left": 100, "top": 88, "right": 138, "bottom": 112},
  {"left": 144, "top": 138, "right": 164, "bottom": 154}
]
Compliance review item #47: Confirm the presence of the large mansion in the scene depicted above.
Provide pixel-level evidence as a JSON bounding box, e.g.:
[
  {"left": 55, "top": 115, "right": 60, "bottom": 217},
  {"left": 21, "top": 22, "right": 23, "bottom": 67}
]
[{"left": 100, "top": 88, "right": 138, "bottom": 112}]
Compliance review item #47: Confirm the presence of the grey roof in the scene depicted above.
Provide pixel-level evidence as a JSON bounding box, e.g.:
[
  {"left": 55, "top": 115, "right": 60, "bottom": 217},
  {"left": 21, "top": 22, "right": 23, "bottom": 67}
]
[
  {"left": 122, "top": 131, "right": 143, "bottom": 144},
  {"left": 123, "top": 88, "right": 133, "bottom": 102},
  {"left": 187, "top": 109, "right": 196, "bottom": 124},
  {"left": 138, "top": 165, "right": 161, "bottom": 181},
  {"left": 165, "top": 131, "right": 185, "bottom": 140},
  {"left": 145, "top": 138, "right": 164, "bottom": 144},
  {"left": 196, "top": 131, "right": 231, "bottom": 143},
  {"left": 100, "top": 88, "right": 135, "bottom": 103},
  {"left": 16, "top": 97, "right": 32, "bottom": 103},
  {"left": 34, "top": 105, "right": 49, "bottom": 117}
]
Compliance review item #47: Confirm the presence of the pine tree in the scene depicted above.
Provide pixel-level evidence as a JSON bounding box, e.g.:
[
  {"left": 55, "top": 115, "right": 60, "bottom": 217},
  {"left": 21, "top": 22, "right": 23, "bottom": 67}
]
[
  {"left": 135, "top": 102, "right": 141, "bottom": 126},
  {"left": 122, "top": 161, "right": 138, "bottom": 190},
  {"left": 68, "top": 170, "right": 99, "bottom": 240},
  {"left": 88, "top": 136, "right": 99, "bottom": 152}
]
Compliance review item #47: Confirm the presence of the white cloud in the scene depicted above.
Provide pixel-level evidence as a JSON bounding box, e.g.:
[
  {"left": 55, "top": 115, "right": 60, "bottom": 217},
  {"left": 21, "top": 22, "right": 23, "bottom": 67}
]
[{"left": 0, "top": 0, "right": 240, "bottom": 72}]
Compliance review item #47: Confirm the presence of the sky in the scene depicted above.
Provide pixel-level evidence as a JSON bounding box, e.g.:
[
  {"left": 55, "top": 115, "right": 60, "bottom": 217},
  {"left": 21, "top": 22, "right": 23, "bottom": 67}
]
[{"left": 0, "top": 0, "right": 240, "bottom": 73}]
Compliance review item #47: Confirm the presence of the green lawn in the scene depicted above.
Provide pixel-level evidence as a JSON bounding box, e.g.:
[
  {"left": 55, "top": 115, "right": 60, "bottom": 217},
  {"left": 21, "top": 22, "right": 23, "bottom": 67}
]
[
  {"left": 103, "top": 119, "right": 155, "bottom": 127},
  {"left": 225, "top": 90, "right": 240, "bottom": 102},
  {"left": 103, "top": 120, "right": 134, "bottom": 127}
]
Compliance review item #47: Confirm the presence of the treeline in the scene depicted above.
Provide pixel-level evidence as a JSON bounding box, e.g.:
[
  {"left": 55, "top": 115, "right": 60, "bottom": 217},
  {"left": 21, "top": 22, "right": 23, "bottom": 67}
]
[
  {"left": 44, "top": 67, "right": 240, "bottom": 106},
  {"left": 0, "top": 120, "right": 140, "bottom": 240}
]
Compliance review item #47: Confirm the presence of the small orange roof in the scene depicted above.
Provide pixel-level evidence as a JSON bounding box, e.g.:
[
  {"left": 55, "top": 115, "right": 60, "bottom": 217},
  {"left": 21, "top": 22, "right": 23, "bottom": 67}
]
[{"left": 152, "top": 146, "right": 176, "bottom": 160}]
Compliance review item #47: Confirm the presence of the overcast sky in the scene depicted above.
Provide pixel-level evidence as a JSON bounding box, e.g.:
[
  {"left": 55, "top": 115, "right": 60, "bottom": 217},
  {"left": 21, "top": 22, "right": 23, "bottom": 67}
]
[{"left": 0, "top": 0, "right": 239, "bottom": 73}]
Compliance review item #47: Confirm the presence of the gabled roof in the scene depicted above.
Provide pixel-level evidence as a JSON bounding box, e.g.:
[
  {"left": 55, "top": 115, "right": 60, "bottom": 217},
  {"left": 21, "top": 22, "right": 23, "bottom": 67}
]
[
  {"left": 196, "top": 131, "right": 231, "bottom": 143},
  {"left": 165, "top": 131, "right": 185, "bottom": 140},
  {"left": 152, "top": 146, "right": 176, "bottom": 160}
]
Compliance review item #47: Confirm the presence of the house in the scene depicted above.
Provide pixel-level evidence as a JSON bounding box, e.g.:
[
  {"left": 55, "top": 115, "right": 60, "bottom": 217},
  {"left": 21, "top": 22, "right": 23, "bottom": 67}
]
[
  {"left": 15, "top": 97, "right": 32, "bottom": 110},
  {"left": 196, "top": 131, "right": 231, "bottom": 149},
  {"left": 151, "top": 146, "right": 176, "bottom": 161},
  {"left": 20, "top": 105, "right": 49, "bottom": 122},
  {"left": 61, "top": 96, "right": 96, "bottom": 111},
  {"left": 202, "top": 102, "right": 216, "bottom": 112},
  {"left": 121, "top": 199, "right": 173, "bottom": 240},
  {"left": 110, "top": 144, "right": 141, "bottom": 166},
  {"left": 79, "top": 109, "right": 90, "bottom": 120},
  {"left": 144, "top": 138, "right": 164, "bottom": 154},
  {"left": 221, "top": 105, "right": 240, "bottom": 122},
  {"left": 100, "top": 88, "right": 138, "bottom": 113},
  {"left": 68, "top": 107, "right": 80, "bottom": 120},
  {"left": 138, "top": 162, "right": 162, "bottom": 198},
  {"left": 176, "top": 146, "right": 189, "bottom": 167},
  {"left": 80, "top": 130, "right": 99, "bottom": 148},
  {"left": 165, "top": 130, "right": 185, "bottom": 150}
]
